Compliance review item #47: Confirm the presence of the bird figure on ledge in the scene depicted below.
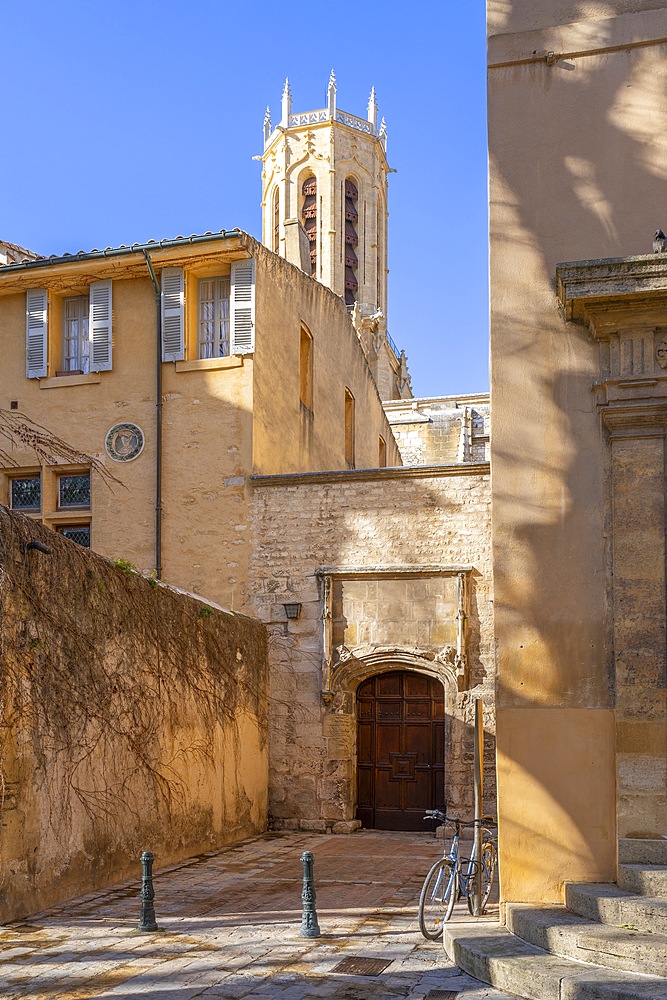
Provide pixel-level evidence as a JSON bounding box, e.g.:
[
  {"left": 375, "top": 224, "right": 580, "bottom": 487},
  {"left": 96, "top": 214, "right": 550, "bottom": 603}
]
[{"left": 653, "top": 229, "right": 667, "bottom": 253}]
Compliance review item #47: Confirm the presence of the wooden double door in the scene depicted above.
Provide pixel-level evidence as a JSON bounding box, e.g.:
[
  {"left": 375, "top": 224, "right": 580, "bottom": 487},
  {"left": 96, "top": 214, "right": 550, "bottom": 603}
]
[{"left": 356, "top": 670, "right": 445, "bottom": 831}]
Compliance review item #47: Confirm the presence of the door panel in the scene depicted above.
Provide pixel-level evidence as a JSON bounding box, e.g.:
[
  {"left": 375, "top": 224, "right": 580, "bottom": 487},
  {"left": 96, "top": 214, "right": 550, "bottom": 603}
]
[{"left": 355, "top": 670, "right": 445, "bottom": 831}]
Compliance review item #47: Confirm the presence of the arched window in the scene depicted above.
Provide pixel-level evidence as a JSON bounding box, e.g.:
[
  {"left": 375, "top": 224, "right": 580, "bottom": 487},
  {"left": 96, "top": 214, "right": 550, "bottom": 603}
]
[
  {"left": 301, "top": 175, "right": 317, "bottom": 276},
  {"left": 344, "top": 179, "right": 359, "bottom": 306},
  {"left": 273, "top": 187, "right": 280, "bottom": 254}
]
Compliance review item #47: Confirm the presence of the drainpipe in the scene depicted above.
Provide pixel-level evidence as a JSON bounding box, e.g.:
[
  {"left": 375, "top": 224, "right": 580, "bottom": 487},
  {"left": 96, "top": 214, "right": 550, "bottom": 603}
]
[{"left": 143, "top": 250, "right": 162, "bottom": 579}]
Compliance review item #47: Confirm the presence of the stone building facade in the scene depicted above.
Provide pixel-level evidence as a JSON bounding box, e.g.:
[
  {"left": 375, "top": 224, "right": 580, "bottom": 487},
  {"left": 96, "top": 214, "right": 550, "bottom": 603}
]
[
  {"left": 0, "top": 81, "right": 495, "bottom": 851},
  {"left": 488, "top": 1, "right": 667, "bottom": 904},
  {"left": 250, "top": 460, "right": 494, "bottom": 831}
]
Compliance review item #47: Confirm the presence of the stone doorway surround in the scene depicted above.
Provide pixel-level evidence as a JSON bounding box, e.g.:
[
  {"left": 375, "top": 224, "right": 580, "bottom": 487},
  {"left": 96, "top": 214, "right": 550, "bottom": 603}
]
[
  {"left": 558, "top": 254, "right": 667, "bottom": 844},
  {"left": 317, "top": 565, "right": 466, "bottom": 828}
]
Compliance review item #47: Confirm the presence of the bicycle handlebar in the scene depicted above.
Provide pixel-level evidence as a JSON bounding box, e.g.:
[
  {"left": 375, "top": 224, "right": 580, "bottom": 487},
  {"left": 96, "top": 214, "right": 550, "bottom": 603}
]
[{"left": 423, "top": 808, "right": 497, "bottom": 828}]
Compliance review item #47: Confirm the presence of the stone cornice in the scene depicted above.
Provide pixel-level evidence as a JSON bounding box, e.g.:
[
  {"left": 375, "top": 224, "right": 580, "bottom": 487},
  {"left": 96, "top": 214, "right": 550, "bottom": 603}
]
[
  {"left": 250, "top": 462, "right": 489, "bottom": 488},
  {"left": 557, "top": 255, "right": 667, "bottom": 334}
]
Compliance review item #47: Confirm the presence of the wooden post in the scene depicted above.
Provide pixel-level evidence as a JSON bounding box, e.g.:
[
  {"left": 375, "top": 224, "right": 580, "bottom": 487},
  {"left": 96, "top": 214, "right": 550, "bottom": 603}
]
[{"left": 472, "top": 698, "right": 484, "bottom": 916}]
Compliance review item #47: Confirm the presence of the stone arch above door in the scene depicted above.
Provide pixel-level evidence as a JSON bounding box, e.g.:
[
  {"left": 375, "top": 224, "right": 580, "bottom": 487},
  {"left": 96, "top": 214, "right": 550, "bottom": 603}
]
[{"left": 326, "top": 644, "right": 458, "bottom": 703}]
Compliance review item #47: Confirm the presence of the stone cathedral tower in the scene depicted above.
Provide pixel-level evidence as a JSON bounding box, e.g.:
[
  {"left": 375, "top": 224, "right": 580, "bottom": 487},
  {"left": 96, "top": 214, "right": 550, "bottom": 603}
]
[{"left": 260, "top": 72, "right": 411, "bottom": 400}]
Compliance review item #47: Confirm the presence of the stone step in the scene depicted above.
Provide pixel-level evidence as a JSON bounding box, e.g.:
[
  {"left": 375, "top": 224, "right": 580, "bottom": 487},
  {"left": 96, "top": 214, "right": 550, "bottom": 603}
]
[
  {"left": 618, "top": 863, "right": 667, "bottom": 896},
  {"left": 619, "top": 839, "right": 667, "bottom": 866},
  {"left": 444, "top": 918, "right": 667, "bottom": 1000},
  {"left": 566, "top": 882, "right": 667, "bottom": 935},
  {"left": 507, "top": 903, "right": 667, "bottom": 977}
]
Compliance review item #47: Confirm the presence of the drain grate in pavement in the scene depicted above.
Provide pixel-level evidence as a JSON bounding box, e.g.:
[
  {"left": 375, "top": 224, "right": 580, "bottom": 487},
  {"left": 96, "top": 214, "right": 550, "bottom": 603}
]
[
  {"left": 425, "top": 992, "right": 459, "bottom": 999},
  {"left": 332, "top": 956, "right": 393, "bottom": 976}
]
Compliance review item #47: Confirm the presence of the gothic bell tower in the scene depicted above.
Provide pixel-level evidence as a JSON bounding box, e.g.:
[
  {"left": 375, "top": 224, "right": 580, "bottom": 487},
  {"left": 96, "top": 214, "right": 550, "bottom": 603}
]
[
  {"left": 260, "top": 73, "right": 411, "bottom": 400},
  {"left": 261, "top": 72, "right": 389, "bottom": 318}
]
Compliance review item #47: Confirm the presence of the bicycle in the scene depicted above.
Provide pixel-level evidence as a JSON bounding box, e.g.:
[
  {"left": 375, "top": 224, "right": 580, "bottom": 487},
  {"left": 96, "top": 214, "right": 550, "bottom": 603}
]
[{"left": 418, "top": 807, "right": 497, "bottom": 940}]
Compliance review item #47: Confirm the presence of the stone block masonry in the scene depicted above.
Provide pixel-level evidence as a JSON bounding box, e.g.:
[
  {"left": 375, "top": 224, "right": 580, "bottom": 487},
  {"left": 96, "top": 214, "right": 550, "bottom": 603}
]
[
  {"left": 0, "top": 505, "right": 269, "bottom": 922},
  {"left": 250, "top": 462, "right": 494, "bottom": 830}
]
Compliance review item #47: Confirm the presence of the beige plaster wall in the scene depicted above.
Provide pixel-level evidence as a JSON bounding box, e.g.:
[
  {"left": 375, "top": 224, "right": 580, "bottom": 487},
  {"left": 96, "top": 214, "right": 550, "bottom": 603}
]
[
  {"left": 249, "top": 464, "right": 494, "bottom": 828},
  {"left": 251, "top": 240, "right": 401, "bottom": 476},
  {"left": 0, "top": 507, "right": 268, "bottom": 922},
  {"left": 488, "top": 4, "right": 667, "bottom": 902},
  {"left": 0, "top": 235, "right": 400, "bottom": 615},
  {"left": 488, "top": 1, "right": 667, "bottom": 36}
]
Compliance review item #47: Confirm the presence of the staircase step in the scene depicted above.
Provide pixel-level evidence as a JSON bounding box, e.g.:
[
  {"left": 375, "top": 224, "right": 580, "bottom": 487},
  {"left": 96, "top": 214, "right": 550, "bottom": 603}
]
[
  {"left": 618, "top": 864, "right": 667, "bottom": 896},
  {"left": 444, "top": 918, "right": 667, "bottom": 1000},
  {"left": 507, "top": 903, "right": 667, "bottom": 977},
  {"left": 566, "top": 882, "right": 667, "bottom": 934},
  {"left": 619, "top": 839, "right": 667, "bottom": 866}
]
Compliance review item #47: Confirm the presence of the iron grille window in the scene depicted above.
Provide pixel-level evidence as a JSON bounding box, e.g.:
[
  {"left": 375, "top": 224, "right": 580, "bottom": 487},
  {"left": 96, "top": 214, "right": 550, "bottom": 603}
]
[
  {"left": 58, "top": 473, "right": 91, "bottom": 509},
  {"left": 57, "top": 525, "right": 91, "bottom": 548},
  {"left": 10, "top": 476, "right": 41, "bottom": 511}
]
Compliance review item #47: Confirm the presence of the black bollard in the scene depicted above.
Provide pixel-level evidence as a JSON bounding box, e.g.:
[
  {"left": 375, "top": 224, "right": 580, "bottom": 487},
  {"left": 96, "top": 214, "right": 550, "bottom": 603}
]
[
  {"left": 138, "top": 850, "right": 159, "bottom": 932},
  {"left": 300, "top": 850, "right": 321, "bottom": 938}
]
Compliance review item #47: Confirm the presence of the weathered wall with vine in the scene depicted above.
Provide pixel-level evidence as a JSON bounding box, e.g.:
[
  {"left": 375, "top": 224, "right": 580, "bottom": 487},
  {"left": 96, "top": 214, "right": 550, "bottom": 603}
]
[{"left": 0, "top": 506, "right": 268, "bottom": 922}]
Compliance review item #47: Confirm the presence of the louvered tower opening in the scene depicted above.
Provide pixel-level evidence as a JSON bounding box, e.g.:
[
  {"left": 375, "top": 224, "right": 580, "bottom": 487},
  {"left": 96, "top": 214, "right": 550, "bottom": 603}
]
[
  {"left": 273, "top": 188, "right": 280, "bottom": 254},
  {"left": 301, "top": 176, "right": 317, "bottom": 276},
  {"left": 344, "top": 179, "right": 359, "bottom": 306}
]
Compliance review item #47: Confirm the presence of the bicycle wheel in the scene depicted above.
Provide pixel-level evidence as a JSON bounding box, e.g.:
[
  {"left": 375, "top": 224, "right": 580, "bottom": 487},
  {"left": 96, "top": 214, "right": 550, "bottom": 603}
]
[
  {"left": 418, "top": 858, "right": 458, "bottom": 939},
  {"left": 467, "top": 841, "right": 497, "bottom": 915}
]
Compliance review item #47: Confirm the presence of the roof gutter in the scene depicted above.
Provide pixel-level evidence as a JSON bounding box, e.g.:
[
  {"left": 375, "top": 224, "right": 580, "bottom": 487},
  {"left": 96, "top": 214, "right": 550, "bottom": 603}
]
[{"left": 0, "top": 229, "right": 244, "bottom": 275}]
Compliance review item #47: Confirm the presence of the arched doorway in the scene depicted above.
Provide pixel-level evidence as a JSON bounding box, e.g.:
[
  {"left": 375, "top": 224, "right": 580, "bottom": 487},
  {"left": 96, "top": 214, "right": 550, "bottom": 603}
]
[{"left": 356, "top": 670, "right": 445, "bottom": 830}]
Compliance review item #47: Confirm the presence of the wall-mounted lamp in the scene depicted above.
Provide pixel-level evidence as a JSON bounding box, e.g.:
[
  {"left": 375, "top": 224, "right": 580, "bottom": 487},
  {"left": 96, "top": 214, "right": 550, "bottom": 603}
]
[{"left": 283, "top": 602, "right": 302, "bottom": 620}]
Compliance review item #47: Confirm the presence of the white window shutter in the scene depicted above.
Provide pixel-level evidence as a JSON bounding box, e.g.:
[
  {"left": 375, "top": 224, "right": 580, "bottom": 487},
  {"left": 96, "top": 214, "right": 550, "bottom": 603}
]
[
  {"left": 26, "top": 288, "right": 48, "bottom": 378},
  {"left": 89, "top": 279, "right": 112, "bottom": 371},
  {"left": 161, "top": 267, "right": 185, "bottom": 361},
  {"left": 230, "top": 258, "right": 255, "bottom": 354}
]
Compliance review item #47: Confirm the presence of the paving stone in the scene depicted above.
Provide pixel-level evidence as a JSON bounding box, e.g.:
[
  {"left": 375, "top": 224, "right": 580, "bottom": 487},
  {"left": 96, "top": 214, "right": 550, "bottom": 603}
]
[{"left": 0, "top": 831, "right": 506, "bottom": 1000}]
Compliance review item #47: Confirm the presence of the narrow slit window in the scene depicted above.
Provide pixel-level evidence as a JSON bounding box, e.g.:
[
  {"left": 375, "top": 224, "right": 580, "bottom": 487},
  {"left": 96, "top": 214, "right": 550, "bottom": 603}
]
[
  {"left": 345, "top": 387, "right": 355, "bottom": 468},
  {"left": 300, "top": 325, "right": 313, "bottom": 410},
  {"left": 378, "top": 435, "right": 386, "bottom": 468}
]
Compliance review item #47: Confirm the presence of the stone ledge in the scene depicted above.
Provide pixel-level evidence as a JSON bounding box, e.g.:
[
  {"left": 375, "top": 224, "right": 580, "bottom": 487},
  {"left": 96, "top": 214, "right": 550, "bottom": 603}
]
[{"left": 251, "top": 462, "right": 490, "bottom": 488}]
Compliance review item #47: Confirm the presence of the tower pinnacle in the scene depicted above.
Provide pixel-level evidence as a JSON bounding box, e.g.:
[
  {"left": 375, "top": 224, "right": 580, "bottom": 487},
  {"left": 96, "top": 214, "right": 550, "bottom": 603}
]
[
  {"left": 263, "top": 106, "right": 272, "bottom": 144},
  {"left": 367, "top": 87, "right": 378, "bottom": 130},
  {"left": 281, "top": 78, "right": 292, "bottom": 127},
  {"left": 327, "top": 70, "right": 337, "bottom": 118}
]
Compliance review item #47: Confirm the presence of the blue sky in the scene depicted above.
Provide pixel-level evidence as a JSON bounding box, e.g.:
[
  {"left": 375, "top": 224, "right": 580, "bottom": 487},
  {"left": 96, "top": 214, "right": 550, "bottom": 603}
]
[{"left": 2, "top": 2, "right": 488, "bottom": 398}]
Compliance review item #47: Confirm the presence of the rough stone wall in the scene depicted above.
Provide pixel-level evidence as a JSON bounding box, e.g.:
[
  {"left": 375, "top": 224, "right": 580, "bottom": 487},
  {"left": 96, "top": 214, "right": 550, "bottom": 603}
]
[
  {"left": 0, "top": 507, "right": 268, "bottom": 922},
  {"left": 384, "top": 396, "right": 490, "bottom": 466},
  {"left": 249, "top": 464, "right": 494, "bottom": 831}
]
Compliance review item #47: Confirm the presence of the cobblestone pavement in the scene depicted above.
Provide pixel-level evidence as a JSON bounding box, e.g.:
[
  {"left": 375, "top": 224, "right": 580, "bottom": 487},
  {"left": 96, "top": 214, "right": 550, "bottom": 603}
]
[{"left": 1, "top": 831, "right": 515, "bottom": 1000}]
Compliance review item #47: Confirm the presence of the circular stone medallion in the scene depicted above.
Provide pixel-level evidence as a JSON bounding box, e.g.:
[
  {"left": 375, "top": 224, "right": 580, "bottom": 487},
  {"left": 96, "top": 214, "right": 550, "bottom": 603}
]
[{"left": 105, "top": 422, "right": 145, "bottom": 463}]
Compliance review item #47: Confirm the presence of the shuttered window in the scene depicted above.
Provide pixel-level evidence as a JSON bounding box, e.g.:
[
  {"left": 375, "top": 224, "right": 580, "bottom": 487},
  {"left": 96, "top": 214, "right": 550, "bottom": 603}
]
[
  {"left": 63, "top": 296, "right": 90, "bottom": 373},
  {"left": 198, "top": 276, "right": 230, "bottom": 358},
  {"left": 89, "top": 279, "right": 112, "bottom": 371},
  {"left": 230, "top": 258, "right": 255, "bottom": 354},
  {"left": 161, "top": 267, "right": 185, "bottom": 361},
  {"left": 26, "top": 288, "right": 48, "bottom": 378}
]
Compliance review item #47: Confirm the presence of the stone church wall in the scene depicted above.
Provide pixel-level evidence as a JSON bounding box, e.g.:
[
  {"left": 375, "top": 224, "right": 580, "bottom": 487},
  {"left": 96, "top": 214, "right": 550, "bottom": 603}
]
[
  {"left": 0, "top": 506, "right": 268, "bottom": 923},
  {"left": 250, "top": 463, "right": 494, "bottom": 830}
]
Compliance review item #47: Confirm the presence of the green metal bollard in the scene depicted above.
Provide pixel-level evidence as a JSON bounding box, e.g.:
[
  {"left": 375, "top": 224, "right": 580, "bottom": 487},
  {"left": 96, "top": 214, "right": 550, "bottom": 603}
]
[
  {"left": 300, "top": 850, "right": 321, "bottom": 938},
  {"left": 138, "top": 850, "right": 159, "bottom": 932}
]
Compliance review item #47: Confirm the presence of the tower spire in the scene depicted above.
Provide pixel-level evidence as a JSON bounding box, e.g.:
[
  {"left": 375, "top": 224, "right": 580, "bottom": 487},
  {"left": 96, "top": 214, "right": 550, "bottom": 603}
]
[
  {"left": 281, "top": 78, "right": 292, "bottom": 127},
  {"left": 367, "top": 87, "right": 378, "bottom": 130},
  {"left": 327, "top": 69, "right": 337, "bottom": 118}
]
